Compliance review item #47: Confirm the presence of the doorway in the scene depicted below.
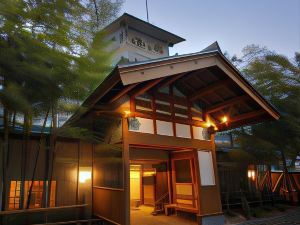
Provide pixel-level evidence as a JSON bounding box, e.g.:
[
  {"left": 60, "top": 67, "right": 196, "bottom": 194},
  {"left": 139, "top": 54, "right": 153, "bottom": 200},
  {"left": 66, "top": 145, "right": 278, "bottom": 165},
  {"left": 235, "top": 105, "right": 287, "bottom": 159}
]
[
  {"left": 130, "top": 161, "right": 169, "bottom": 211},
  {"left": 129, "top": 147, "right": 198, "bottom": 225},
  {"left": 171, "top": 151, "right": 198, "bottom": 211}
]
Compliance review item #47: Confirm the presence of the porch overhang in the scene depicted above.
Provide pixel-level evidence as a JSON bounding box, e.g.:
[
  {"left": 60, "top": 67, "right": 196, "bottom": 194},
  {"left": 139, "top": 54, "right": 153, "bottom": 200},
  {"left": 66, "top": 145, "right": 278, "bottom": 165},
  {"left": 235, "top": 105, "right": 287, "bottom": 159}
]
[{"left": 67, "top": 49, "right": 280, "bottom": 132}]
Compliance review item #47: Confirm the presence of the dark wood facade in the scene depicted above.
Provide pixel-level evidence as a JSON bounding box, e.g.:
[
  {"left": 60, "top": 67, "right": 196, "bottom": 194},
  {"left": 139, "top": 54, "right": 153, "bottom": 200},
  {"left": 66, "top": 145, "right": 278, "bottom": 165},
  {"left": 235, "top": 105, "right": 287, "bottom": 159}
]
[
  {"left": 74, "top": 48, "right": 279, "bottom": 225},
  {"left": 0, "top": 45, "right": 279, "bottom": 225}
]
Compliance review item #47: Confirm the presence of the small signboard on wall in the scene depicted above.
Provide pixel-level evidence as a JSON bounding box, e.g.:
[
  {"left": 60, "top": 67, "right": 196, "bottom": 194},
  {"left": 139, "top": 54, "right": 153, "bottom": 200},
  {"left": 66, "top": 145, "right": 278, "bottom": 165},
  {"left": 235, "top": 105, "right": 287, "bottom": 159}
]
[{"left": 198, "top": 151, "right": 216, "bottom": 186}]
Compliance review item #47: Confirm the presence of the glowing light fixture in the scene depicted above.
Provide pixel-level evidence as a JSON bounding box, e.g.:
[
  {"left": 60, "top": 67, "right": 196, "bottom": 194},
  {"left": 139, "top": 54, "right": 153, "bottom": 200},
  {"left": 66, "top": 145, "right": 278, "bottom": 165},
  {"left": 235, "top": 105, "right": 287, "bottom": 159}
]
[
  {"left": 79, "top": 167, "right": 91, "bottom": 183},
  {"left": 247, "top": 169, "right": 256, "bottom": 181},
  {"left": 206, "top": 121, "right": 212, "bottom": 127},
  {"left": 124, "top": 110, "right": 131, "bottom": 117},
  {"left": 221, "top": 116, "right": 228, "bottom": 123}
]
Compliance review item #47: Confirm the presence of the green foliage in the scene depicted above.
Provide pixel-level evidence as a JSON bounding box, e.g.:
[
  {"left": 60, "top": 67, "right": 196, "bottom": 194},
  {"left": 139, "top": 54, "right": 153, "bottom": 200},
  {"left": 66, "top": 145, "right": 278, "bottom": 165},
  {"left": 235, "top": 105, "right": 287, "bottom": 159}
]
[
  {"left": 232, "top": 45, "right": 300, "bottom": 166},
  {"left": 84, "top": 0, "right": 123, "bottom": 32},
  {"left": 0, "top": 0, "right": 121, "bottom": 134}
]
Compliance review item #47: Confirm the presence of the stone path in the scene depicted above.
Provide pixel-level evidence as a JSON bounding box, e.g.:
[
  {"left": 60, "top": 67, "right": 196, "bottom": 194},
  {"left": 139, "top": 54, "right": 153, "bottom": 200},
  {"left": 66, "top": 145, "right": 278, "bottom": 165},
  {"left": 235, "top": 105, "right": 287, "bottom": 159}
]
[{"left": 238, "top": 208, "right": 300, "bottom": 225}]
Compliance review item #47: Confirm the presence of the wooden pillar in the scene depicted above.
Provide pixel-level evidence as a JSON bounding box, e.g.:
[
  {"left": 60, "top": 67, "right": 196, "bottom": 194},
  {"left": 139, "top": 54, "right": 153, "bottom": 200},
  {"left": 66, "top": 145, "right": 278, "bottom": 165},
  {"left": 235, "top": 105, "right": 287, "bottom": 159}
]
[
  {"left": 211, "top": 133, "right": 222, "bottom": 213},
  {"left": 193, "top": 149, "right": 202, "bottom": 225},
  {"left": 122, "top": 117, "right": 130, "bottom": 225}
]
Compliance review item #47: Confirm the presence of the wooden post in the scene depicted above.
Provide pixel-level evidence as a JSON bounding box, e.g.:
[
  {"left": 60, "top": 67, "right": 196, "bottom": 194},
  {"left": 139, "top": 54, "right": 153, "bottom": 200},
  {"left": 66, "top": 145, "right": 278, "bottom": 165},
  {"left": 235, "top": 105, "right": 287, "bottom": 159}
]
[
  {"left": 76, "top": 141, "right": 80, "bottom": 205},
  {"left": 211, "top": 133, "right": 222, "bottom": 213},
  {"left": 122, "top": 117, "right": 130, "bottom": 225},
  {"left": 193, "top": 149, "right": 202, "bottom": 225}
]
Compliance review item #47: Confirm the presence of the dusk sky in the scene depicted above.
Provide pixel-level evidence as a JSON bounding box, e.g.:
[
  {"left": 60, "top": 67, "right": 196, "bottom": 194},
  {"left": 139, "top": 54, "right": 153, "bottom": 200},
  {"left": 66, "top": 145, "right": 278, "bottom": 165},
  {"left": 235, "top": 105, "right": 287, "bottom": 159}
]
[{"left": 122, "top": 0, "right": 300, "bottom": 58}]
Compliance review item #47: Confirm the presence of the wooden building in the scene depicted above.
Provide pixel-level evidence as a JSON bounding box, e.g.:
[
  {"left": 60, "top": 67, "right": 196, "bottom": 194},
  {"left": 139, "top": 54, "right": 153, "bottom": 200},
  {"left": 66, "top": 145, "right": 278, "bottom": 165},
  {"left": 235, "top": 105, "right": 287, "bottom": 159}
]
[
  {"left": 0, "top": 14, "right": 280, "bottom": 225},
  {"left": 65, "top": 14, "right": 279, "bottom": 225}
]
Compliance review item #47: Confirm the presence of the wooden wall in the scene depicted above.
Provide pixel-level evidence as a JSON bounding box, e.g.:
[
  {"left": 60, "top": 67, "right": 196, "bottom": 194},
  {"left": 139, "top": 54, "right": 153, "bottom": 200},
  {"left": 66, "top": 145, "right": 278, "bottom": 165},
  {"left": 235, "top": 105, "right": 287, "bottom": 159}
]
[
  {"left": 93, "top": 187, "right": 124, "bottom": 225},
  {"left": 2, "top": 136, "right": 93, "bottom": 213}
]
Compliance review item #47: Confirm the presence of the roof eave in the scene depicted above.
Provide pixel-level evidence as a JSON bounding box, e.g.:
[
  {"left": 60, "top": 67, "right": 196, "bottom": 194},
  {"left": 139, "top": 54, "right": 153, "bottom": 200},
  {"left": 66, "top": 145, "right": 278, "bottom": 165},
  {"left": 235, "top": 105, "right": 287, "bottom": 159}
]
[{"left": 103, "top": 13, "right": 185, "bottom": 46}]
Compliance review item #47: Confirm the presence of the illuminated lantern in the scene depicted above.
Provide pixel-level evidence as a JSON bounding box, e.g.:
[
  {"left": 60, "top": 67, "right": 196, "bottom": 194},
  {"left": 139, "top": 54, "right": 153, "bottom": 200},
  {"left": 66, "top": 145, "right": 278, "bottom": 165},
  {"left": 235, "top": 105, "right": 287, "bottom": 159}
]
[{"left": 247, "top": 165, "right": 256, "bottom": 181}]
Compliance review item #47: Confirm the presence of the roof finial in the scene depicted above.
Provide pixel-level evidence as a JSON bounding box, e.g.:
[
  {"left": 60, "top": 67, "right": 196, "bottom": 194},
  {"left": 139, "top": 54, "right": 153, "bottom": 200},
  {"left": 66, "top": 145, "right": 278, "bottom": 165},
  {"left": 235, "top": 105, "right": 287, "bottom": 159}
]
[{"left": 146, "top": 0, "right": 149, "bottom": 22}]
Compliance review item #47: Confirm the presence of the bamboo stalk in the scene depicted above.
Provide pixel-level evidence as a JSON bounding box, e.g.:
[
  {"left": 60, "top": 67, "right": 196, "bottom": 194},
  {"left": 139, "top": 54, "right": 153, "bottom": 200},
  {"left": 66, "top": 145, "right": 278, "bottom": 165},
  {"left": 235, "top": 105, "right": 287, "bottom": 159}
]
[
  {"left": 20, "top": 113, "right": 30, "bottom": 209},
  {"left": 1, "top": 107, "right": 9, "bottom": 211},
  {"left": 47, "top": 107, "right": 57, "bottom": 207},
  {"left": 26, "top": 108, "right": 50, "bottom": 209}
]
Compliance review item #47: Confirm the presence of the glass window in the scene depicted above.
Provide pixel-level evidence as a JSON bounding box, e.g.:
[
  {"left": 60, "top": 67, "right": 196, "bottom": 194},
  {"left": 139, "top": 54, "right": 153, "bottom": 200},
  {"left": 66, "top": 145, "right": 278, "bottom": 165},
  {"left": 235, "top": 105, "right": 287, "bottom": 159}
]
[
  {"left": 8, "top": 180, "right": 56, "bottom": 210},
  {"left": 93, "top": 115, "right": 123, "bottom": 189},
  {"left": 174, "top": 104, "right": 188, "bottom": 118},
  {"left": 174, "top": 159, "right": 192, "bottom": 183},
  {"left": 135, "top": 93, "right": 153, "bottom": 114},
  {"left": 155, "top": 100, "right": 171, "bottom": 116},
  {"left": 191, "top": 103, "right": 203, "bottom": 121},
  {"left": 173, "top": 86, "right": 186, "bottom": 97},
  {"left": 158, "top": 86, "right": 170, "bottom": 94},
  {"left": 8, "top": 181, "right": 21, "bottom": 210}
]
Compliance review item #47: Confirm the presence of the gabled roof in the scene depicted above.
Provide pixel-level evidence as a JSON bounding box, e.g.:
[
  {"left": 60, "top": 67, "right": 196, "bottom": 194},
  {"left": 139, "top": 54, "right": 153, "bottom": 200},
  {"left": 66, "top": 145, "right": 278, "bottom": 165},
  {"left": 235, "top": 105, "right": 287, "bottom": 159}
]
[
  {"left": 66, "top": 42, "right": 280, "bottom": 131},
  {"left": 200, "top": 41, "right": 222, "bottom": 53},
  {"left": 104, "top": 13, "right": 185, "bottom": 46}
]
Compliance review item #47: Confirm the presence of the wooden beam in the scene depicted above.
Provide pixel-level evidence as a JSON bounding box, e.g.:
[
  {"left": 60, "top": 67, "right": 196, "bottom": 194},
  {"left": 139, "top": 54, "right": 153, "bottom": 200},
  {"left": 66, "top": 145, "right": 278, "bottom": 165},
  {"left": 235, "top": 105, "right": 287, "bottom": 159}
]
[
  {"left": 130, "top": 111, "right": 207, "bottom": 127},
  {"left": 189, "top": 79, "right": 231, "bottom": 101},
  {"left": 206, "top": 95, "right": 249, "bottom": 114},
  {"left": 131, "top": 78, "right": 164, "bottom": 97},
  {"left": 230, "top": 109, "right": 266, "bottom": 123},
  {"left": 109, "top": 83, "right": 138, "bottom": 103},
  {"left": 216, "top": 109, "right": 268, "bottom": 131},
  {"left": 154, "top": 73, "right": 186, "bottom": 90},
  {"left": 180, "top": 69, "right": 205, "bottom": 83}
]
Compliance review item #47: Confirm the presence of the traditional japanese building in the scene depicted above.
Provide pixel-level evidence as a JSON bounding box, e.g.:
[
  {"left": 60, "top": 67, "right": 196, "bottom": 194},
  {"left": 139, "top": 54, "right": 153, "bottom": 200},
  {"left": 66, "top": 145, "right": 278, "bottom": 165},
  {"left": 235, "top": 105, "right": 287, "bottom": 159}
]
[
  {"left": 65, "top": 13, "right": 279, "bottom": 225},
  {"left": 0, "top": 13, "right": 280, "bottom": 225}
]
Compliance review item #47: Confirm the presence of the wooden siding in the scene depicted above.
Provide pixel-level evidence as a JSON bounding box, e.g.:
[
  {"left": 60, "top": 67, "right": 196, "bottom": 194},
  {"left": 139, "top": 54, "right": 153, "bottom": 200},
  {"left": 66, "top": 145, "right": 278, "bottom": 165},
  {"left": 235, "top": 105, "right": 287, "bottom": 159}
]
[
  {"left": 93, "top": 187, "right": 124, "bottom": 225},
  {"left": 3, "top": 136, "right": 93, "bottom": 214}
]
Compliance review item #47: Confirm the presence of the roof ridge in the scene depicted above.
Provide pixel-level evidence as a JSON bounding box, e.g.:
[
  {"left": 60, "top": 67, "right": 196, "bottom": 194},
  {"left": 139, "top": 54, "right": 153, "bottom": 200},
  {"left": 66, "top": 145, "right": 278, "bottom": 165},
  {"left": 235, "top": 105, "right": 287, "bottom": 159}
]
[{"left": 200, "top": 41, "right": 222, "bottom": 54}]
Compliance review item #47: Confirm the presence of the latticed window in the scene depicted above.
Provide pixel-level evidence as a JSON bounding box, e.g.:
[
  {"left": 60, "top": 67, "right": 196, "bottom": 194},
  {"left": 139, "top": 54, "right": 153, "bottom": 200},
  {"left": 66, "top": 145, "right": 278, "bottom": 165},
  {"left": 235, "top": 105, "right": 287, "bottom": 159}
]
[
  {"left": 24, "top": 181, "right": 44, "bottom": 208},
  {"left": 8, "top": 181, "right": 21, "bottom": 210},
  {"left": 191, "top": 103, "right": 203, "bottom": 121},
  {"left": 174, "top": 104, "right": 188, "bottom": 118},
  {"left": 135, "top": 93, "right": 153, "bottom": 114},
  {"left": 155, "top": 100, "right": 171, "bottom": 116},
  {"left": 134, "top": 86, "right": 204, "bottom": 120},
  {"left": 8, "top": 181, "right": 56, "bottom": 210}
]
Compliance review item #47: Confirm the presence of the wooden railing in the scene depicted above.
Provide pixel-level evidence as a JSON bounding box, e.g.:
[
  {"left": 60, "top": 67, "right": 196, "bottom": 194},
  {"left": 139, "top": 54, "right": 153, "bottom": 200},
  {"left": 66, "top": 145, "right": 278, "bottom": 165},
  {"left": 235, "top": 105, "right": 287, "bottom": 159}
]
[
  {"left": 0, "top": 204, "right": 98, "bottom": 225},
  {"left": 153, "top": 192, "right": 169, "bottom": 215},
  {"left": 0, "top": 204, "right": 88, "bottom": 216}
]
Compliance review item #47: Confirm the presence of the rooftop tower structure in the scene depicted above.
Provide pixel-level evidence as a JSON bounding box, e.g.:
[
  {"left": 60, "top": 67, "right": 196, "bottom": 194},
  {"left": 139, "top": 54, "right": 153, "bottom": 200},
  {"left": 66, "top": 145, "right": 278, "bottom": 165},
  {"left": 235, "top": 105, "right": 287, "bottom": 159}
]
[{"left": 104, "top": 13, "right": 185, "bottom": 64}]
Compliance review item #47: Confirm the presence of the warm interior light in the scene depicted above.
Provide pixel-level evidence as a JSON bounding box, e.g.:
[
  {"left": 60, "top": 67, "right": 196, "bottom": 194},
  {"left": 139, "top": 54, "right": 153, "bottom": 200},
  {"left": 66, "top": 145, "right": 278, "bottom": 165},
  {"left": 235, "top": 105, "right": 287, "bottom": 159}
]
[
  {"left": 247, "top": 169, "right": 256, "bottom": 181},
  {"left": 205, "top": 119, "right": 218, "bottom": 131},
  {"left": 247, "top": 171, "right": 252, "bottom": 178},
  {"left": 206, "top": 121, "right": 211, "bottom": 127},
  {"left": 221, "top": 116, "right": 228, "bottom": 123},
  {"left": 124, "top": 110, "right": 131, "bottom": 117},
  {"left": 143, "top": 171, "right": 156, "bottom": 176},
  {"left": 79, "top": 169, "right": 91, "bottom": 183}
]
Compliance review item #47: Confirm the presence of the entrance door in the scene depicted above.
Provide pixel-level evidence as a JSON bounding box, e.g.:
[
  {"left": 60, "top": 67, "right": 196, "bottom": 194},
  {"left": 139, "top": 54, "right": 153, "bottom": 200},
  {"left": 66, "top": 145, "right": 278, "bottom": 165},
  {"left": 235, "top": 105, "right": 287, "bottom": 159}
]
[{"left": 171, "top": 151, "right": 198, "bottom": 210}]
